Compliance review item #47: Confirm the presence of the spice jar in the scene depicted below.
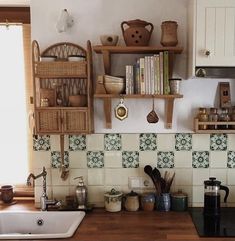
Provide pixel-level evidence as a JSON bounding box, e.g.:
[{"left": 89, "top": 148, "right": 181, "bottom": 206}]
[
  {"left": 219, "top": 108, "right": 230, "bottom": 129},
  {"left": 208, "top": 108, "right": 218, "bottom": 130},
  {"left": 198, "top": 108, "right": 208, "bottom": 130},
  {"left": 40, "top": 98, "right": 49, "bottom": 107}
]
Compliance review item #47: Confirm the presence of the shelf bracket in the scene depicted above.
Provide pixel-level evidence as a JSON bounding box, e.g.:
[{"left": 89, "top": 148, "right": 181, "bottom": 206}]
[
  {"left": 165, "top": 98, "right": 174, "bottom": 129},
  {"left": 101, "top": 50, "right": 111, "bottom": 74},
  {"left": 103, "top": 98, "right": 112, "bottom": 128}
]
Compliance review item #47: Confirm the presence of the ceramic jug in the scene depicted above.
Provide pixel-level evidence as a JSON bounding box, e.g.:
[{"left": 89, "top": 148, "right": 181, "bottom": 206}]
[
  {"left": 121, "top": 19, "right": 154, "bottom": 46},
  {"left": 203, "top": 177, "right": 229, "bottom": 216}
]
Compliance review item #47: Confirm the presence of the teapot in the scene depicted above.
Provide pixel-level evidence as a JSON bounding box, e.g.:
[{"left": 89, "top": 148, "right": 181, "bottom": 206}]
[
  {"left": 121, "top": 19, "right": 154, "bottom": 46},
  {"left": 203, "top": 177, "right": 229, "bottom": 216}
]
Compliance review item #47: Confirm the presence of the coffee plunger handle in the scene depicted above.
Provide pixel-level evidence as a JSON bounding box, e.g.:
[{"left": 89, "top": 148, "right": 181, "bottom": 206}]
[{"left": 220, "top": 185, "right": 229, "bottom": 203}]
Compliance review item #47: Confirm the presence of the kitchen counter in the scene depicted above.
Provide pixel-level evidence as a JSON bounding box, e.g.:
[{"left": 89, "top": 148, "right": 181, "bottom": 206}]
[{"left": 1, "top": 201, "right": 235, "bottom": 241}]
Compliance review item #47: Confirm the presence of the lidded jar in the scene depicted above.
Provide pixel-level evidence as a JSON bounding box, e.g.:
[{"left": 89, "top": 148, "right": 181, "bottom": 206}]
[
  {"left": 124, "top": 190, "right": 139, "bottom": 212},
  {"left": 208, "top": 108, "right": 218, "bottom": 130},
  {"left": 219, "top": 107, "right": 230, "bottom": 129},
  {"left": 230, "top": 106, "right": 235, "bottom": 129}
]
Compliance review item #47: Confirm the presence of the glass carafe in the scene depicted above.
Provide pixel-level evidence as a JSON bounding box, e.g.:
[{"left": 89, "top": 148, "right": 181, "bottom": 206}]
[{"left": 204, "top": 177, "right": 229, "bottom": 216}]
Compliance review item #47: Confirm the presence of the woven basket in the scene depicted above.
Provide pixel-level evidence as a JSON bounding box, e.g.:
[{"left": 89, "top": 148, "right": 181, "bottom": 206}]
[{"left": 35, "top": 61, "right": 87, "bottom": 78}]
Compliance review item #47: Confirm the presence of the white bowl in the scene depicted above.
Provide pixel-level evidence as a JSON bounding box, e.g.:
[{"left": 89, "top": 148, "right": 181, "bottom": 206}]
[
  {"left": 100, "top": 35, "right": 119, "bottom": 46},
  {"left": 104, "top": 75, "right": 124, "bottom": 83},
  {"left": 68, "top": 55, "right": 85, "bottom": 61},
  {"left": 40, "top": 56, "right": 57, "bottom": 62}
]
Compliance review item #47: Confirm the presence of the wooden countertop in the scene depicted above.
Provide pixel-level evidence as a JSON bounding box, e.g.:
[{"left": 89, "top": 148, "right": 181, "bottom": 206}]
[{"left": 0, "top": 201, "right": 234, "bottom": 241}]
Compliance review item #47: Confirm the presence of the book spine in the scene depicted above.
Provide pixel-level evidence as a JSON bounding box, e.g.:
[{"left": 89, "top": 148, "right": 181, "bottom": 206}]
[
  {"left": 139, "top": 58, "right": 145, "bottom": 94},
  {"left": 163, "top": 51, "right": 170, "bottom": 95},
  {"left": 144, "top": 56, "right": 149, "bottom": 94},
  {"left": 155, "top": 54, "right": 160, "bottom": 94},
  {"left": 125, "top": 65, "right": 130, "bottom": 95},
  {"left": 159, "top": 52, "right": 164, "bottom": 95},
  {"left": 135, "top": 60, "right": 140, "bottom": 94},
  {"left": 150, "top": 56, "right": 155, "bottom": 95}
]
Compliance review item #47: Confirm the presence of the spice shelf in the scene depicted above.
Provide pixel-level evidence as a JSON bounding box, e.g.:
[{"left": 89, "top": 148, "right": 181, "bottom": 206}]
[{"left": 194, "top": 118, "right": 235, "bottom": 133}]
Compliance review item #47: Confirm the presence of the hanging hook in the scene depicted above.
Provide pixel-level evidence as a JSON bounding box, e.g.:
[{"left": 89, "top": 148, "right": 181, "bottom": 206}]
[{"left": 5, "top": 19, "right": 9, "bottom": 30}]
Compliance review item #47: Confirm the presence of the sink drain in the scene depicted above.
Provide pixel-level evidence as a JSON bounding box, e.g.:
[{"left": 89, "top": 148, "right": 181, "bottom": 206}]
[{"left": 37, "top": 218, "right": 44, "bottom": 226}]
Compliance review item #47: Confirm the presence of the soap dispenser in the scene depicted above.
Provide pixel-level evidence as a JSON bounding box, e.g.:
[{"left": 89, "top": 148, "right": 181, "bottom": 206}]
[{"left": 74, "top": 176, "right": 87, "bottom": 210}]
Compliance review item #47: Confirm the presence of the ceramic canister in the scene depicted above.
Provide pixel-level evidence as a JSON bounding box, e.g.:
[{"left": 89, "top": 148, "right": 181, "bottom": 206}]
[
  {"left": 104, "top": 188, "right": 123, "bottom": 212},
  {"left": 171, "top": 190, "right": 188, "bottom": 211}
]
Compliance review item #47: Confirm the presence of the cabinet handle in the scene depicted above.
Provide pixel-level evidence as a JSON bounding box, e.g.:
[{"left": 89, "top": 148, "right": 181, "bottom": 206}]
[
  {"left": 60, "top": 116, "right": 63, "bottom": 125},
  {"left": 205, "top": 50, "right": 210, "bottom": 56}
]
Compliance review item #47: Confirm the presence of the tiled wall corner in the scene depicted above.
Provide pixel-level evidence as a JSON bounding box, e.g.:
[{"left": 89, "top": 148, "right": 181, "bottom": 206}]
[{"left": 32, "top": 133, "right": 235, "bottom": 207}]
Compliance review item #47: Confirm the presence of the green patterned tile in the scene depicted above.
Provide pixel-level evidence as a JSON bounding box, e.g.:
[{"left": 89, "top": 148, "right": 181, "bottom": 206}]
[
  {"left": 157, "top": 151, "right": 174, "bottom": 168},
  {"left": 69, "top": 135, "right": 86, "bottom": 151},
  {"left": 104, "top": 134, "right": 122, "bottom": 151},
  {"left": 87, "top": 151, "right": 104, "bottom": 168},
  {"left": 33, "top": 135, "right": 50, "bottom": 151},
  {"left": 192, "top": 151, "right": 209, "bottom": 168},
  {"left": 122, "top": 151, "right": 139, "bottom": 168},
  {"left": 210, "top": 134, "right": 227, "bottom": 151},
  {"left": 139, "top": 133, "right": 157, "bottom": 151},
  {"left": 227, "top": 151, "right": 235, "bottom": 168},
  {"left": 51, "top": 151, "right": 69, "bottom": 168},
  {"left": 175, "top": 133, "right": 192, "bottom": 151}
]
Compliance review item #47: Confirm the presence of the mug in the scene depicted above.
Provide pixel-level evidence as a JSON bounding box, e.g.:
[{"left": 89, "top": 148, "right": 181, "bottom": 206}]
[{"left": 1, "top": 185, "right": 14, "bottom": 203}]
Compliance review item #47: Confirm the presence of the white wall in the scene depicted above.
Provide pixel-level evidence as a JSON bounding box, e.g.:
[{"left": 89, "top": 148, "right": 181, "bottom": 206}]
[{"left": 30, "top": 0, "right": 235, "bottom": 133}]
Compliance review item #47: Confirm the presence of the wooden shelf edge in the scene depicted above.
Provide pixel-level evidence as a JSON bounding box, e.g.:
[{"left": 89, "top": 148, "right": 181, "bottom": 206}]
[
  {"left": 93, "top": 45, "right": 183, "bottom": 54},
  {"left": 94, "top": 94, "right": 183, "bottom": 99}
]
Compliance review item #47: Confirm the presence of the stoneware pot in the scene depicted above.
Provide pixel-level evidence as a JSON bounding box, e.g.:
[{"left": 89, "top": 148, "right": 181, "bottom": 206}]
[
  {"left": 141, "top": 192, "right": 155, "bottom": 211},
  {"left": 0, "top": 185, "right": 14, "bottom": 203},
  {"left": 171, "top": 189, "right": 188, "bottom": 211},
  {"left": 104, "top": 188, "right": 123, "bottom": 212},
  {"left": 121, "top": 19, "right": 154, "bottom": 46},
  {"left": 160, "top": 21, "right": 178, "bottom": 47},
  {"left": 100, "top": 35, "right": 119, "bottom": 46},
  {"left": 124, "top": 190, "right": 139, "bottom": 211}
]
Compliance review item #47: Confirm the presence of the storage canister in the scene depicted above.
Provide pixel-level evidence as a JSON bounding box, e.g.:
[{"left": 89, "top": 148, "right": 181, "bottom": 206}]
[
  {"left": 141, "top": 192, "right": 155, "bottom": 211},
  {"left": 124, "top": 190, "right": 139, "bottom": 211},
  {"left": 171, "top": 189, "right": 188, "bottom": 211},
  {"left": 104, "top": 188, "right": 122, "bottom": 212}
]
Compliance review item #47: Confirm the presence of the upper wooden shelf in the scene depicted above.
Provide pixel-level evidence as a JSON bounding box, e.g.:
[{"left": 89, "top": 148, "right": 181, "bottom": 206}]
[
  {"left": 93, "top": 45, "right": 183, "bottom": 54},
  {"left": 94, "top": 94, "right": 183, "bottom": 99}
]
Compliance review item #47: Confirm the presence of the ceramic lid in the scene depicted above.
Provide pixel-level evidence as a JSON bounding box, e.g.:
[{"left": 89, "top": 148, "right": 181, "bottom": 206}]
[
  {"left": 171, "top": 189, "right": 187, "bottom": 198},
  {"left": 104, "top": 188, "right": 122, "bottom": 197},
  {"left": 126, "top": 190, "right": 138, "bottom": 197}
]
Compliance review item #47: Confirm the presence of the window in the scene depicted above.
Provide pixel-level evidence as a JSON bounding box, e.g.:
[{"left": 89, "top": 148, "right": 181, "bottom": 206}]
[{"left": 0, "top": 25, "right": 29, "bottom": 185}]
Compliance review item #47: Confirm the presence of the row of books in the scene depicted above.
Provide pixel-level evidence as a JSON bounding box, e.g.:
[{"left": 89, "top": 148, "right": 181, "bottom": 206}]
[{"left": 125, "top": 51, "right": 170, "bottom": 95}]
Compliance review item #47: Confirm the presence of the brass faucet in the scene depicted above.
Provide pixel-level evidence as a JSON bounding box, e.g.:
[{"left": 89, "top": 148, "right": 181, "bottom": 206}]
[{"left": 27, "top": 167, "right": 61, "bottom": 211}]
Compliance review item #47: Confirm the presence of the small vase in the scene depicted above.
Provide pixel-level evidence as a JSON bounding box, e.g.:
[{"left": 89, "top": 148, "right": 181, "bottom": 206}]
[
  {"left": 156, "top": 193, "right": 171, "bottom": 211},
  {"left": 160, "top": 21, "right": 178, "bottom": 47}
]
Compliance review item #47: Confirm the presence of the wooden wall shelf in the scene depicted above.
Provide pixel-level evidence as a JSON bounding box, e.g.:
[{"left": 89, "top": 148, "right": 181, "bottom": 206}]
[
  {"left": 94, "top": 94, "right": 183, "bottom": 129},
  {"left": 194, "top": 118, "right": 235, "bottom": 133}
]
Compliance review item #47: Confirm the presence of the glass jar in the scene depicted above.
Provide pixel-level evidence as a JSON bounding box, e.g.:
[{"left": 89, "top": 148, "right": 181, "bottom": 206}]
[
  {"left": 208, "top": 108, "right": 218, "bottom": 130},
  {"left": 40, "top": 98, "right": 49, "bottom": 107},
  {"left": 198, "top": 108, "right": 208, "bottom": 130},
  {"left": 219, "top": 108, "right": 230, "bottom": 129}
]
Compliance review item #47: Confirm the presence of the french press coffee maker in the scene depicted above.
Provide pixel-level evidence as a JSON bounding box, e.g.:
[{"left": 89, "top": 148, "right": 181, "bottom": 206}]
[{"left": 204, "top": 177, "right": 229, "bottom": 216}]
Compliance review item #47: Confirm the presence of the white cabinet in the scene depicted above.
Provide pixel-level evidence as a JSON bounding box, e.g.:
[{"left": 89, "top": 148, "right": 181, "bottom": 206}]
[{"left": 188, "top": 0, "right": 235, "bottom": 76}]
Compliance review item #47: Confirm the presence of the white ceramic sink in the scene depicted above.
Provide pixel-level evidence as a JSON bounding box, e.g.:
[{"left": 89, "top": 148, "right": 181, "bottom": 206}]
[{"left": 0, "top": 210, "right": 85, "bottom": 239}]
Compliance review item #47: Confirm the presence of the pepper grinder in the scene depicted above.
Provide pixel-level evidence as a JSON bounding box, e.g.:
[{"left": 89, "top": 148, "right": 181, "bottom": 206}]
[{"left": 74, "top": 176, "right": 87, "bottom": 210}]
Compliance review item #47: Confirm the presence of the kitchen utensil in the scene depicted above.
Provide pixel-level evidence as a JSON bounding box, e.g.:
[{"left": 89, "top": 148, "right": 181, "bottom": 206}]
[
  {"left": 104, "top": 188, "right": 122, "bottom": 212},
  {"left": 0, "top": 185, "right": 14, "bottom": 203},
  {"left": 115, "top": 98, "right": 128, "bottom": 120},
  {"left": 124, "top": 190, "right": 139, "bottom": 211},
  {"left": 171, "top": 189, "right": 188, "bottom": 211},
  {"left": 203, "top": 177, "right": 229, "bottom": 216},
  {"left": 121, "top": 19, "right": 154, "bottom": 46},
  {"left": 164, "top": 172, "right": 175, "bottom": 193},
  {"left": 147, "top": 98, "right": 159, "bottom": 123},
  {"left": 144, "top": 165, "right": 161, "bottom": 195}
]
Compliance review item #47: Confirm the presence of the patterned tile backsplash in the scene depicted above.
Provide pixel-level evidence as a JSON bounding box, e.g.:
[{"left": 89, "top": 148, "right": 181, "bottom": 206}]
[{"left": 33, "top": 133, "right": 235, "bottom": 207}]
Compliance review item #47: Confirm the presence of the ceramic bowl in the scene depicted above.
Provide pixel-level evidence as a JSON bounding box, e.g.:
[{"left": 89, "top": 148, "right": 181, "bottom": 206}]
[
  {"left": 40, "top": 56, "right": 57, "bottom": 62},
  {"left": 68, "top": 55, "right": 85, "bottom": 61},
  {"left": 69, "top": 95, "right": 87, "bottom": 107},
  {"left": 100, "top": 35, "right": 119, "bottom": 46},
  {"left": 104, "top": 75, "right": 125, "bottom": 94}
]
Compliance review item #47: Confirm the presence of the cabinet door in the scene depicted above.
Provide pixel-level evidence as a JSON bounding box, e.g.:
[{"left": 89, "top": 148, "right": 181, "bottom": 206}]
[
  {"left": 196, "top": 0, "right": 235, "bottom": 66},
  {"left": 35, "top": 109, "right": 62, "bottom": 134},
  {"left": 62, "top": 110, "right": 88, "bottom": 133}
]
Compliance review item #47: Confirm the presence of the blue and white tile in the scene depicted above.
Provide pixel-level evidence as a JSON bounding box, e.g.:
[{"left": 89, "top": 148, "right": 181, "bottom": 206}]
[
  {"left": 87, "top": 151, "right": 104, "bottom": 168},
  {"left": 51, "top": 151, "right": 69, "bottom": 168},
  {"left": 104, "top": 134, "right": 122, "bottom": 151},
  {"left": 69, "top": 135, "right": 86, "bottom": 151},
  {"left": 192, "top": 151, "right": 209, "bottom": 168},
  {"left": 210, "top": 134, "right": 227, "bottom": 151},
  {"left": 157, "top": 151, "right": 174, "bottom": 168},
  {"left": 122, "top": 151, "right": 139, "bottom": 168},
  {"left": 139, "top": 133, "right": 157, "bottom": 151},
  {"left": 227, "top": 151, "right": 235, "bottom": 168},
  {"left": 175, "top": 133, "right": 192, "bottom": 151},
  {"left": 33, "top": 135, "right": 50, "bottom": 151}
]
